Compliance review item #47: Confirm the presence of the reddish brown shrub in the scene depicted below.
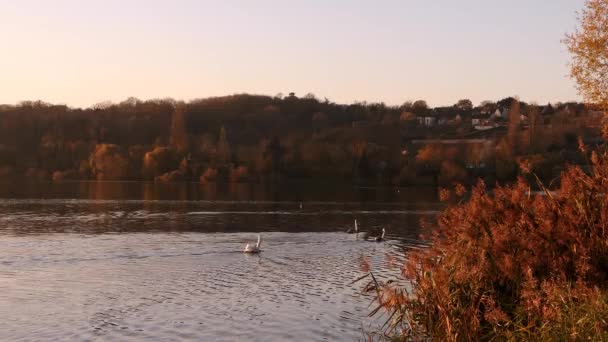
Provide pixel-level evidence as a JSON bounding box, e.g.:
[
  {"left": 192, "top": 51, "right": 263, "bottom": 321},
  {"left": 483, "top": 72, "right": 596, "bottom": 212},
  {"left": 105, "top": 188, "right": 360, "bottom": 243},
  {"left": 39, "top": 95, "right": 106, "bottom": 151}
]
[{"left": 368, "top": 150, "right": 608, "bottom": 340}]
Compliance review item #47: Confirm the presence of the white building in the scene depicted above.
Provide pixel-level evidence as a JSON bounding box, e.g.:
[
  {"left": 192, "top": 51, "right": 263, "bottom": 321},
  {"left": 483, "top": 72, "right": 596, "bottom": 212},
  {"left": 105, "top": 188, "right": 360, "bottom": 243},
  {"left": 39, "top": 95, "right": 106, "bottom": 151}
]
[{"left": 417, "top": 116, "right": 437, "bottom": 127}]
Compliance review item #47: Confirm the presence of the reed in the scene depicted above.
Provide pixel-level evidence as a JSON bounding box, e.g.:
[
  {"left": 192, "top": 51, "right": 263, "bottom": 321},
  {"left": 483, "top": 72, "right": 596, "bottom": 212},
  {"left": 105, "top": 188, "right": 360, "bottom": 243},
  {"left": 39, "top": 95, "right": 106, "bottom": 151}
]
[{"left": 364, "top": 147, "right": 608, "bottom": 340}]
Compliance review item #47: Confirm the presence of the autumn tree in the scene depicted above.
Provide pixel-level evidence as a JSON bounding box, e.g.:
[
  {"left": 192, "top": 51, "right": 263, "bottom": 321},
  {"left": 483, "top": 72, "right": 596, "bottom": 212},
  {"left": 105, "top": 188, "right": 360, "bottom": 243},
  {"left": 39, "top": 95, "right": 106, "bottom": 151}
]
[
  {"left": 495, "top": 138, "right": 516, "bottom": 181},
  {"left": 455, "top": 99, "right": 473, "bottom": 111},
  {"left": 399, "top": 111, "right": 415, "bottom": 122},
  {"left": 400, "top": 101, "right": 414, "bottom": 112},
  {"left": 352, "top": 141, "right": 372, "bottom": 180},
  {"left": 170, "top": 104, "right": 188, "bottom": 152},
  {"left": 89, "top": 144, "right": 131, "bottom": 180},
  {"left": 507, "top": 99, "right": 521, "bottom": 149},
  {"left": 416, "top": 144, "right": 442, "bottom": 168},
  {"left": 312, "top": 112, "right": 328, "bottom": 133},
  {"left": 142, "top": 146, "right": 178, "bottom": 180},
  {"left": 527, "top": 106, "right": 542, "bottom": 151},
  {"left": 216, "top": 126, "right": 231, "bottom": 164},
  {"left": 257, "top": 137, "right": 284, "bottom": 176},
  {"left": 564, "top": 0, "right": 608, "bottom": 114},
  {"left": 412, "top": 100, "right": 429, "bottom": 115},
  {"left": 497, "top": 97, "right": 517, "bottom": 110}
]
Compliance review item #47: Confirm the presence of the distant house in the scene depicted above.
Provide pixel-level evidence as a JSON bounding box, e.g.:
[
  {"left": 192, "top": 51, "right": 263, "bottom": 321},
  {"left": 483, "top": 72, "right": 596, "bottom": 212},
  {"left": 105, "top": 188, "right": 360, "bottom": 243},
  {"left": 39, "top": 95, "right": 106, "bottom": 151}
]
[
  {"left": 417, "top": 116, "right": 437, "bottom": 127},
  {"left": 430, "top": 107, "right": 466, "bottom": 126},
  {"left": 434, "top": 108, "right": 451, "bottom": 125},
  {"left": 541, "top": 103, "right": 555, "bottom": 116},
  {"left": 439, "top": 113, "right": 462, "bottom": 125},
  {"left": 411, "top": 138, "right": 490, "bottom": 145},
  {"left": 474, "top": 125, "right": 497, "bottom": 130},
  {"left": 466, "top": 162, "right": 487, "bottom": 169},
  {"left": 493, "top": 109, "right": 502, "bottom": 119},
  {"left": 501, "top": 108, "right": 509, "bottom": 119},
  {"left": 472, "top": 111, "right": 496, "bottom": 129}
]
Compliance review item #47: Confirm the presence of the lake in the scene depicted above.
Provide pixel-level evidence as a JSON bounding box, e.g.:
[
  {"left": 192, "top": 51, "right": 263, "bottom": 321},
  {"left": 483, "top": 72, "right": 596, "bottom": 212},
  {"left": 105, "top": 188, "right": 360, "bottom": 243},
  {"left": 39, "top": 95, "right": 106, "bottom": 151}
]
[{"left": 0, "top": 181, "right": 440, "bottom": 341}]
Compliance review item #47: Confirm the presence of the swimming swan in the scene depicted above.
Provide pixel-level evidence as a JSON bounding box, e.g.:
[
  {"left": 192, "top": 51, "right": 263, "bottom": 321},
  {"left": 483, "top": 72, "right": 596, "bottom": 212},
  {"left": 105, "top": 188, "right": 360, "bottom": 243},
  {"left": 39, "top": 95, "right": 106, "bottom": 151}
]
[
  {"left": 372, "top": 228, "right": 386, "bottom": 242},
  {"left": 347, "top": 219, "right": 359, "bottom": 234},
  {"left": 244, "top": 234, "right": 262, "bottom": 253}
]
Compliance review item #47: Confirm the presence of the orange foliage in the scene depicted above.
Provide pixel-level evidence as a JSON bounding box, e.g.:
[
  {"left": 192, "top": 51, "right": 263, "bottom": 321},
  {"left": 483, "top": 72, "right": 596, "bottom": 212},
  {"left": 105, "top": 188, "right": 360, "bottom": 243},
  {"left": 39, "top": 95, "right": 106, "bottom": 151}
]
[
  {"left": 369, "top": 150, "right": 608, "bottom": 339},
  {"left": 155, "top": 170, "right": 185, "bottom": 182},
  {"left": 0, "top": 94, "right": 601, "bottom": 185},
  {"left": 564, "top": 0, "right": 608, "bottom": 111},
  {"left": 200, "top": 167, "right": 218, "bottom": 183},
  {"left": 142, "top": 146, "right": 178, "bottom": 180},
  {"left": 169, "top": 104, "right": 188, "bottom": 151},
  {"left": 89, "top": 144, "right": 130, "bottom": 180}
]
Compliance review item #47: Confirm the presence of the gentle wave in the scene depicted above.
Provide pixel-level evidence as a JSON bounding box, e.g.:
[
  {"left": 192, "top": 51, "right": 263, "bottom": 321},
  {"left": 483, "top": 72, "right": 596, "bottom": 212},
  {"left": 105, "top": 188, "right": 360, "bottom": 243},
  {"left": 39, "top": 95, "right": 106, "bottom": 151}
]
[
  {"left": 0, "top": 198, "right": 439, "bottom": 206},
  {"left": 185, "top": 210, "right": 440, "bottom": 215},
  {"left": 0, "top": 232, "right": 416, "bottom": 341}
]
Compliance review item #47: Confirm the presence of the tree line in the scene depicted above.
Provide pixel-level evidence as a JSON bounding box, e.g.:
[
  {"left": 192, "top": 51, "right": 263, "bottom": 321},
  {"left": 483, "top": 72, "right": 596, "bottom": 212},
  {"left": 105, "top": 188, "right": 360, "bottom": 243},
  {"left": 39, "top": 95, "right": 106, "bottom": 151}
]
[{"left": 0, "top": 94, "right": 601, "bottom": 185}]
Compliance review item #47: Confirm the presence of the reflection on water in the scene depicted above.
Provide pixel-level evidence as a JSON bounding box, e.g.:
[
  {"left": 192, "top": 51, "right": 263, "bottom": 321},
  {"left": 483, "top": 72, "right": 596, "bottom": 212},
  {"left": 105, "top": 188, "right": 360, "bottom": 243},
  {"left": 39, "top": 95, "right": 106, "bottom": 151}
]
[
  {"left": 0, "top": 180, "right": 439, "bottom": 203},
  {"left": 0, "top": 182, "right": 439, "bottom": 341}
]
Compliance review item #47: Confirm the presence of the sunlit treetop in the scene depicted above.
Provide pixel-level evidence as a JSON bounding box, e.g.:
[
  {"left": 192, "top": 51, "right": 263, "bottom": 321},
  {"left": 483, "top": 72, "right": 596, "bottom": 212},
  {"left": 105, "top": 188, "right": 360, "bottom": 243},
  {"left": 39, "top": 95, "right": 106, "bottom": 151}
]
[{"left": 565, "top": 0, "right": 608, "bottom": 110}]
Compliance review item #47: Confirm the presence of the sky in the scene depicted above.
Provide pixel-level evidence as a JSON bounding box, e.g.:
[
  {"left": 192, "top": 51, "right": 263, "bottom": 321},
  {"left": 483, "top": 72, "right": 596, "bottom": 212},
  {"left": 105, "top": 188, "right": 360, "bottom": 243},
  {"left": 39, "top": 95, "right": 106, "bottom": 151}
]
[{"left": 0, "top": 0, "right": 587, "bottom": 108}]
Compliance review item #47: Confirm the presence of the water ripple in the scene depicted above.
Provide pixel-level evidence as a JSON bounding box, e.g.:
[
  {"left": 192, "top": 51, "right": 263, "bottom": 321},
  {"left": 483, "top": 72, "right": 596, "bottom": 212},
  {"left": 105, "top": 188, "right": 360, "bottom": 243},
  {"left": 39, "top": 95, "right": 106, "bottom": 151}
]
[{"left": 0, "top": 199, "right": 430, "bottom": 341}]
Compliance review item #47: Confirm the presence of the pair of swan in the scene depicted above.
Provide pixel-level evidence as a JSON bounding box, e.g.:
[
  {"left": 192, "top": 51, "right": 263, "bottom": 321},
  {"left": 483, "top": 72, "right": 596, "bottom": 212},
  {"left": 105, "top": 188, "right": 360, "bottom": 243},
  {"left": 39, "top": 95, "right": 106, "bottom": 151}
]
[
  {"left": 348, "top": 219, "right": 385, "bottom": 242},
  {"left": 243, "top": 219, "right": 385, "bottom": 253}
]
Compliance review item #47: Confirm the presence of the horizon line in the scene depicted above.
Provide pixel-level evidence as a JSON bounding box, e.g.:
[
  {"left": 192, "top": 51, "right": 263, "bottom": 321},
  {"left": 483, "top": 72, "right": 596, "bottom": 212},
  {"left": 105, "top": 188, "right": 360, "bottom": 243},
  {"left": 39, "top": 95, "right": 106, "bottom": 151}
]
[{"left": 0, "top": 92, "right": 585, "bottom": 110}]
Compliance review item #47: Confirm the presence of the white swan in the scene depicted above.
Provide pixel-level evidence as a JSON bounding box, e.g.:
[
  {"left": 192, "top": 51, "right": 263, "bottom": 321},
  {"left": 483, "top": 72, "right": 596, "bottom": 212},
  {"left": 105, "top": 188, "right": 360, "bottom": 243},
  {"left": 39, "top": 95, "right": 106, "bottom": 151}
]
[
  {"left": 347, "top": 219, "right": 359, "bottom": 234},
  {"left": 244, "top": 234, "right": 262, "bottom": 253},
  {"left": 373, "top": 228, "right": 386, "bottom": 242}
]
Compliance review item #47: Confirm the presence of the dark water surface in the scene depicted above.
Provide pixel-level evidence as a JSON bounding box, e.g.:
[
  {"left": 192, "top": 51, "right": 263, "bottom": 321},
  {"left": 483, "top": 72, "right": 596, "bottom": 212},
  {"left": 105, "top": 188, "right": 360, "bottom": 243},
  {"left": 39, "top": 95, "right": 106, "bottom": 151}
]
[{"left": 0, "top": 181, "right": 439, "bottom": 341}]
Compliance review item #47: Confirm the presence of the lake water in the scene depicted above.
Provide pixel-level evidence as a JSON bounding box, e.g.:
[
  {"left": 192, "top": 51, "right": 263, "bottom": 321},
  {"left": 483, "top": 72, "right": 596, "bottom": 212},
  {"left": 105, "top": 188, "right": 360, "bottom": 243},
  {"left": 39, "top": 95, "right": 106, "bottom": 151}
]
[{"left": 0, "top": 181, "right": 439, "bottom": 341}]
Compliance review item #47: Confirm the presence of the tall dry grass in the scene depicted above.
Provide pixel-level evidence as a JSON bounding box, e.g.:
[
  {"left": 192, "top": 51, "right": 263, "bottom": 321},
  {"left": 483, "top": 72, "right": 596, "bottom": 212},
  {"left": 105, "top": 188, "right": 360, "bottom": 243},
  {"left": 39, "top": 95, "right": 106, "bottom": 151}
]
[{"left": 365, "top": 147, "right": 608, "bottom": 341}]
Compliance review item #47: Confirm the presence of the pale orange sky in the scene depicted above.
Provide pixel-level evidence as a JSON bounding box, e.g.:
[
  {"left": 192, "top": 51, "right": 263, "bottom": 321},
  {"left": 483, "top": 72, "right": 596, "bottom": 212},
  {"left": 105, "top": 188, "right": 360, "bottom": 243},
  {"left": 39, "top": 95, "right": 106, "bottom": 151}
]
[{"left": 0, "top": 0, "right": 585, "bottom": 108}]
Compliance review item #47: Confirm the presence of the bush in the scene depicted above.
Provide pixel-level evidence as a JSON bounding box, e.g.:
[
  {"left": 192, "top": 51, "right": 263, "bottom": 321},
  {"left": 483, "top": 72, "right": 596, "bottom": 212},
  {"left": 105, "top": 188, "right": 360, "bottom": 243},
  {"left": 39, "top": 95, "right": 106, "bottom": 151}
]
[
  {"left": 155, "top": 170, "right": 185, "bottom": 182},
  {"left": 89, "top": 144, "right": 131, "bottom": 180},
  {"left": 142, "top": 146, "right": 179, "bottom": 180},
  {"left": 367, "top": 149, "right": 608, "bottom": 340},
  {"left": 200, "top": 167, "right": 218, "bottom": 183}
]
